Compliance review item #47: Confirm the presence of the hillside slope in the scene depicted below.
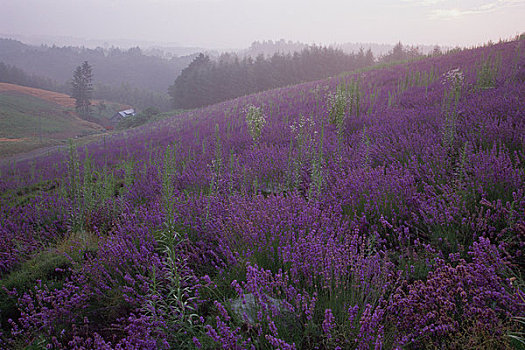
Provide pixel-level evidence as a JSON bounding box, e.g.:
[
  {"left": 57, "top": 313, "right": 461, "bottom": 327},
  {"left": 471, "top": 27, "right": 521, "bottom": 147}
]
[
  {"left": 0, "top": 39, "right": 524, "bottom": 349},
  {"left": 0, "top": 82, "right": 80, "bottom": 108},
  {"left": 0, "top": 83, "right": 127, "bottom": 157},
  {"left": 0, "top": 38, "right": 193, "bottom": 93}
]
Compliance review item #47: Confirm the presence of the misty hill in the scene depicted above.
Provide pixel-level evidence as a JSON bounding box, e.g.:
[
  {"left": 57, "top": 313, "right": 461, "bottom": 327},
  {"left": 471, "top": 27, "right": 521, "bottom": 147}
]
[
  {"left": 0, "top": 83, "right": 108, "bottom": 157},
  {"left": 336, "top": 41, "right": 444, "bottom": 57},
  {"left": 0, "top": 61, "right": 67, "bottom": 94},
  {"left": 0, "top": 60, "right": 173, "bottom": 112},
  {"left": 0, "top": 33, "right": 209, "bottom": 58},
  {"left": 170, "top": 40, "right": 442, "bottom": 109},
  {"left": 0, "top": 38, "right": 195, "bottom": 103},
  {"left": 169, "top": 45, "right": 376, "bottom": 109},
  {"left": 0, "top": 37, "right": 439, "bottom": 113},
  {"left": 241, "top": 38, "right": 444, "bottom": 58}
]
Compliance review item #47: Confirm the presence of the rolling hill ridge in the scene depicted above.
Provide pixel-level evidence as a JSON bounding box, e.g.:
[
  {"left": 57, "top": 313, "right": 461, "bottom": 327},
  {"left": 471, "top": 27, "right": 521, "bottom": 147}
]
[{"left": 0, "top": 83, "right": 128, "bottom": 157}]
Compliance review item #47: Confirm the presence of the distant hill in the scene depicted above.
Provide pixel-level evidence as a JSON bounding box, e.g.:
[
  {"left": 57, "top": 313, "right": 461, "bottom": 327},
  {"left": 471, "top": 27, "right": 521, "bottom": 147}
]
[
  {"left": 169, "top": 45, "right": 375, "bottom": 109},
  {"left": 0, "top": 83, "right": 127, "bottom": 157},
  {"left": 241, "top": 39, "right": 446, "bottom": 58},
  {"left": 0, "top": 38, "right": 194, "bottom": 93},
  {"left": 0, "top": 33, "right": 209, "bottom": 57},
  {"left": 0, "top": 38, "right": 198, "bottom": 111}
]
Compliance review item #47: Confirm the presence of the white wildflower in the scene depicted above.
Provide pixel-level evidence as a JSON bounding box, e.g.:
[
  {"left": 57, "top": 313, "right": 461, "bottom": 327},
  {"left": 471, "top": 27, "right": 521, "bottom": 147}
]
[
  {"left": 245, "top": 105, "right": 267, "bottom": 144},
  {"left": 442, "top": 68, "right": 464, "bottom": 87}
]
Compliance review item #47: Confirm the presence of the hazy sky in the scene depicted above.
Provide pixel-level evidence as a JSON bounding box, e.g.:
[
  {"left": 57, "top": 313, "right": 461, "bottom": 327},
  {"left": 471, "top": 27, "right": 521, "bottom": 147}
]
[{"left": 1, "top": 0, "right": 524, "bottom": 49}]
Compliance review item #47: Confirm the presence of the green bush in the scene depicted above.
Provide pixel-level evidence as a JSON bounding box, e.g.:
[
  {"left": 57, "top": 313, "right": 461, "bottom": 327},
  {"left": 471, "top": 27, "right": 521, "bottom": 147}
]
[{"left": 0, "top": 251, "right": 71, "bottom": 328}]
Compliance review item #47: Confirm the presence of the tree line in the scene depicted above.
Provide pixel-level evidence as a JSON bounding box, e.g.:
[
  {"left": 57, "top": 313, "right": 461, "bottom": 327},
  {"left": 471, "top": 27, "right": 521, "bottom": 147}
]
[
  {"left": 1, "top": 38, "right": 434, "bottom": 114},
  {"left": 0, "top": 60, "right": 172, "bottom": 111},
  {"left": 0, "top": 39, "right": 194, "bottom": 92},
  {"left": 169, "top": 45, "right": 375, "bottom": 109},
  {"left": 380, "top": 41, "right": 431, "bottom": 63},
  {"left": 0, "top": 61, "right": 68, "bottom": 93},
  {"left": 0, "top": 38, "right": 191, "bottom": 111}
]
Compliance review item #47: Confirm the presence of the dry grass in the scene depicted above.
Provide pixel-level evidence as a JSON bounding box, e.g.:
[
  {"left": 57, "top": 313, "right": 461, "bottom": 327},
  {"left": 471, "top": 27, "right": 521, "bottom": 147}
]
[{"left": 0, "top": 83, "right": 115, "bottom": 108}]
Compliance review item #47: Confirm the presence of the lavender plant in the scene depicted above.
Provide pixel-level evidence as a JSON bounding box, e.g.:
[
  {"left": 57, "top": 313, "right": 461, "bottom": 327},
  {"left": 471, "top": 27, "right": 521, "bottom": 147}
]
[
  {"left": 0, "top": 39, "right": 523, "bottom": 349},
  {"left": 327, "top": 80, "right": 360, "bottom": 154},
  {"left": 289, "top": 115, "right": 316, "bottom": 190},
  {"left": 309, "top": 119, "right": 325, "bottom": 201},
  {"left": 476, "top": 53, "right": 501, "bottom": 90},
  {"left": 145, "top": 226, "right": 201, "bottom": 349},
  {"left": 65, "top": 139, "right": 84, "bottom": 231},
  {"left": 361, "top": 125, "right": 371, "bottom": 169},
  {"left": 441, "top": 67, "right": 464, "bottom": 150},
  {"left": 162, "top": 144, "right": 176, "bottom": 218},
  {"left": 209, "top": 124, "right": 222, "bottom": 195}
]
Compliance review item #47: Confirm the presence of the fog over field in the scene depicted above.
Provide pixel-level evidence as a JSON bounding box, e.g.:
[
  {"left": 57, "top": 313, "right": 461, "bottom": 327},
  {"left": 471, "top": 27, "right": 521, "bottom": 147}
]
[{"left": 1, "top": 0, "right": 524, "bottom": 49}]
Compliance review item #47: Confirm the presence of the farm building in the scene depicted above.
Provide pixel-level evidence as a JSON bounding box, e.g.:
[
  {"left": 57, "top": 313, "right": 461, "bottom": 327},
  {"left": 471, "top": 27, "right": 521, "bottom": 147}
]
[{"left": 110, "top": 108, "right": 135, "bottom": 123}]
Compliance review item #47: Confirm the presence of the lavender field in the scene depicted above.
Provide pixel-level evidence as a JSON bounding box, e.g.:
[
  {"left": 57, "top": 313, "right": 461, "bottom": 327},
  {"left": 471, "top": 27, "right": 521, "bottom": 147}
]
[{"left": 1, "top": 39, "right": 524, "bottom": 349}]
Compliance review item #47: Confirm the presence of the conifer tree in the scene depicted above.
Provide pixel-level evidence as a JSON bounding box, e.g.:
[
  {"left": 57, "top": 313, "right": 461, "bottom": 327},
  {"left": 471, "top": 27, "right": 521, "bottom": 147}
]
[{"left": 71, "top": 61, "right": 93, "bottom": 117}]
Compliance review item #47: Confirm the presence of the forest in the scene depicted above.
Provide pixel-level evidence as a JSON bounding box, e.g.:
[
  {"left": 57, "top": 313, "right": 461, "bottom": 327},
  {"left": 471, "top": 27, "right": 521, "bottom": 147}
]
[
  {"left": 168, "top": 42, "right": 430, "bottom": 109},
  {"left": 169, "top": 46, "right": 375, "bottom": 109},
  {"left": 1, "top": 38, "right": 429, "bottom": 113},
  {"left": 0, "top": 38, "right": 194, "bottom": 110}
]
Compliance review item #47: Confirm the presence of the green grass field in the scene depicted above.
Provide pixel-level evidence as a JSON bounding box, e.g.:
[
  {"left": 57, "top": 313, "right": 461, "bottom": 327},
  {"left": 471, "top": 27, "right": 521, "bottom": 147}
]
[
  {"left": 0, "top": 91, "right": 105, "bottom": 157},
  {"left": 0, "top": 92, "right": 71, "bottom": 137}
]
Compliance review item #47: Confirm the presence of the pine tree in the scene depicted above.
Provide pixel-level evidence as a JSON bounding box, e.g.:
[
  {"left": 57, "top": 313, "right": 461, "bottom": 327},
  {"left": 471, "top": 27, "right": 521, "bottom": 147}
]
[{"left": 71, "top": 61, "right": 93, "bottom": 117}]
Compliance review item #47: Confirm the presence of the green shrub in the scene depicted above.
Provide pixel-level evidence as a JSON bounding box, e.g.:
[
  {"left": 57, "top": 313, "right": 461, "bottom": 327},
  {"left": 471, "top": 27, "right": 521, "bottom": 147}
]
[
  {"left": 0, "top": 251, "right": 71, "bottom": 328},
  {"left": 476, "top": 55, "right": 501, "bottom": 90}
]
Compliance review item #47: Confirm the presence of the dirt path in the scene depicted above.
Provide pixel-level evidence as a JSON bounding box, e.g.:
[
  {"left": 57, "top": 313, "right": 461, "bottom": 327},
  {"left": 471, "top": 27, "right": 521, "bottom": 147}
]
[
  {"left": 0, "top": 144, "right": 66, "bottom": 167},
  {"left": 0, "top": 133, "right": 109, "bottom": 167}
]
